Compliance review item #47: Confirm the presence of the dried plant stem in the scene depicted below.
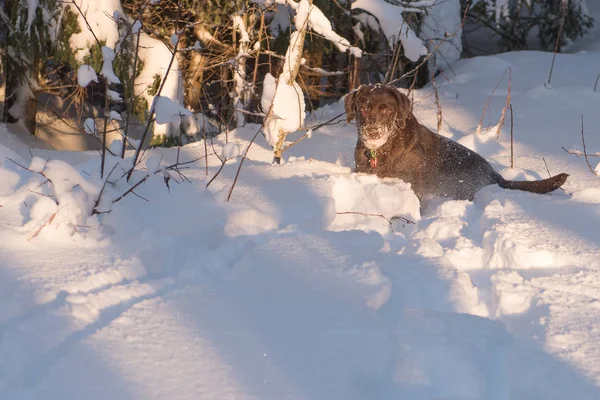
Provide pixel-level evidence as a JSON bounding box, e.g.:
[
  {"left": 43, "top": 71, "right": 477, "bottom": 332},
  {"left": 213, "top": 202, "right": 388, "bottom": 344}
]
[
  {"left": 496, "top": 68, "right": 512, "bottom": 138},
  {"left": 28, "top": 211, "right": 57, "bottom": 241},
  {"left": 510, "top": 103, "right": 514, "bottom": 169},
  {"left": 580, "top": 114, "right": 597, "bottom": 175},
  {"left": 477, "top": 67, "right": 510, "bottom": 134},
  {"left": 282, "top": 112, "right": 345, "bottom": 154},
  {"left": 430, "top": 69, "right": 442, "bottom": 133},
  {"left": 547, "top": 0, "right": 567, "bottom": 86}
]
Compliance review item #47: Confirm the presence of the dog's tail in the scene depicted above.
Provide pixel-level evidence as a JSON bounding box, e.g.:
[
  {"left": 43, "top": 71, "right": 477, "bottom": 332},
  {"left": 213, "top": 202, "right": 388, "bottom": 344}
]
[{"left": 499, "top": 173, "right": 569, "bottom": 194}]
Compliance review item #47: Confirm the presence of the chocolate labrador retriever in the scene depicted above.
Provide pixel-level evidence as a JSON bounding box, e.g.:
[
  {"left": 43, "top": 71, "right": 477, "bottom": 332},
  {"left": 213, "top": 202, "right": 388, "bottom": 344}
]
[{"left": 345, "top": 84, "right": 568, "bottom": 202}]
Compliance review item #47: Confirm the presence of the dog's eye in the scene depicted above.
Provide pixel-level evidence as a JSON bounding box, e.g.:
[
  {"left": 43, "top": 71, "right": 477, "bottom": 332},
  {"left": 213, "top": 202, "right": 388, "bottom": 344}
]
[
  {"left": 379, "top": 104, "right": 392, "bottom": 114},
  {"left": 359, "top": 105, "right": 369, "bottom": 115}
]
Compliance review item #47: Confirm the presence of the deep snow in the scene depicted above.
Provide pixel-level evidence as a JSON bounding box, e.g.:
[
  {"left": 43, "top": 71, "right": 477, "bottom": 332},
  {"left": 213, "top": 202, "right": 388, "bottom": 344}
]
[{"left": 2, "top": 50, "right": 600, "bottom": 400}]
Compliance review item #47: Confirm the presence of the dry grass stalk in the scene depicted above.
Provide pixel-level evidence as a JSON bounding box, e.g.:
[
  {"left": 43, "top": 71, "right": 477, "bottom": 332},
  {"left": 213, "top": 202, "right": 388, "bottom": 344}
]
[
  {"left": 496, "top": 67, "right": 512, "bottom": 138},
  {"left": 430, "top": 68, "right": 443, "bottom": 133},
  {"left": 546, "top": 0, "right": 567, "bottom": 86},
  {"left": 510, "top": 103, "right": 514, "bottom": 169},
  {"left": 580, "top": 114, "right": 597, "bottom": 175},
  {"left": 477, "top": 67, "right": 510, "bottom": 134}
]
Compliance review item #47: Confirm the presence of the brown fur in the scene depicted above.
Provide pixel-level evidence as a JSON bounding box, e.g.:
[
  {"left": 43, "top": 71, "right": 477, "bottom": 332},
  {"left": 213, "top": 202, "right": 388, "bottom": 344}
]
[{"left": 345, "top": 84, "right": 568, "bottom": 202}]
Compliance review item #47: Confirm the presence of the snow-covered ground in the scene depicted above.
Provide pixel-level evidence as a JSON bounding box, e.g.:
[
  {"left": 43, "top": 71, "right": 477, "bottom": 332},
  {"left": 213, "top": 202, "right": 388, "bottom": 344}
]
[{"left": 2, "top": 48, "right": 600, "bottom": 399}]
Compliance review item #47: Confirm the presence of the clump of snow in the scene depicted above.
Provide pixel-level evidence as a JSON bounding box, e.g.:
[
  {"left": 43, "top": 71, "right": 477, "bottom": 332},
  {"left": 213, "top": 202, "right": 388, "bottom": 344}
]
[
  {"left": 108, "top": 90, "right": 122, "bottom": 102},
  {"left": 83, "top": 118, "right": 96, "bottom": 135},
  {"left": 26, "top": 0, "right": 39, "bottom": 31},
  {"left": 135, "top": 32, "right": 185, "bottom": 137},
  {"left": 66, "top": 1, "right": 123, "bottom": 61},
  {"left": 457, "top": 129, "right": 508, "bottom": 158},
  {"left": 101, "top": 46, "right": 120, "bottom": 84},
  {"left": 571, "top": 188, "right": 600, "bottom": 203},
  {"left": 329, "top": 174, "right": 420, "bottom": 234},
  {"left": 154, "top": 96, "right": 193, "bottom": 125},
  {"left": 352, "top": 261, "right": 392, "bottom": 310},
  {"left": 109, "top": 110, "right": 122, "bottom": 121},
  {"left": 132, "top": 20, "right": 142, "bottom": 34},
  {"left": 222, "top": 143, "right": 240, "bottom": 160},
  {"left": 76, "top": 65, "right": 98, "bottom": 88},
  {"left": 491, "top": 271, "right": 536, "bottom": 316},
  {"left": 224, "top": 209, "right": 279, "bottom": 237}
]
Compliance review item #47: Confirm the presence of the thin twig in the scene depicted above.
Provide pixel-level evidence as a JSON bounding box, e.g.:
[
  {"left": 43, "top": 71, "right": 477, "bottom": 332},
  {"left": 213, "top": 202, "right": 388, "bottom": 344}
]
[
  {"left": 580, "top": 114, "right": 597, "bottom": 175},
  {"left": 542, "top": 158, "right": 552, "bottom": 178},
  {"left": 226, "top": 127, "right": 262, "bottom": 202},
  {"left": 28, "top": 211, "right": 57, "bottom": 241},
  {"left": 206, "top": 158, "right": 228, "bottom": 188},
  {"left": 282, "top": 112, "right": 345, "bottom": 154},
  {"left": 92, "top": 162, "right": 119, "bottom": 214},
  {"left": 562, "top": 147, "right": 600, "bottom": 157},
  {"left": 336, "top": 211, "right": 415, "bottom": 232}
]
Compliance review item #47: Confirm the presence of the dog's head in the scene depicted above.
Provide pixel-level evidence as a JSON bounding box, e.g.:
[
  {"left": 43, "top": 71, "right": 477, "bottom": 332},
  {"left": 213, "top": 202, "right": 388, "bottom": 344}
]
[{"left": 345, "top": 84, "right": 411, "bottom": 150}]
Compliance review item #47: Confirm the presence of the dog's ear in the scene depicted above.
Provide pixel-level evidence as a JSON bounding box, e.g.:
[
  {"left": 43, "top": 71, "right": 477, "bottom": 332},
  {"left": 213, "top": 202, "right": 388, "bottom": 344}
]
[
  {"left": 344, "top": 90, "right": 357, "bottom": 122},
  {"left": 390, "top": 89, "right": 411, "bottom": 129}
]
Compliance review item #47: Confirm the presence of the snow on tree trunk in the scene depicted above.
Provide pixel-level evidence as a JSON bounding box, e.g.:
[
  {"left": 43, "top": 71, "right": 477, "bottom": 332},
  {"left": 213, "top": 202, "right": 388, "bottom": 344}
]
[
  {"left": 420, "top": 0, "right": 463, "bottom": 75},
  {"left": 232, "top": 14, "right": 250, "bottom": 128},
  {"left": 262, "top": 0, "right": 362, "bottom": 162},
  {"left": 263, "top": 29, "right": 307, "bottom": 163},
  {"left": 135, "top": 32, "right": 184, "bottom": 138}
]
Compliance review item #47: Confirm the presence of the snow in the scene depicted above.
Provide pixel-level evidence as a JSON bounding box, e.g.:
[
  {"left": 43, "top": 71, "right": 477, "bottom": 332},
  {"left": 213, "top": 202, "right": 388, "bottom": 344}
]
[
  {"left": 3, "top": 22, "right": 600, "bottom": 400},
  {"left": 67, "top": 0, "right": 123, "bottom": 61},
  {"left": 26, "top": 0, "right": 39, "bottom": 31},
  {"left": 83, "top": 118, "right": 96, "bottom": 135},
  {"left": 153, "top": 96, "right": 192, "bottom": 125},
  {"left": 135, "top": 32, "right": 185, "bottom": 137},
  {"left": 76, "top": 65, "right": 99, "bottom": 88},
  {"left": 299, "top": 0, "right": 362, "bottom": 57},
  {"left": 351, "top": 0, "right": 427, "bottom": 61},
  {"left": 420, "top": 0, "right": 463, "bottom": 74},
  {"left": 100, "top": 46, "right": 120, "bottom": 85}
]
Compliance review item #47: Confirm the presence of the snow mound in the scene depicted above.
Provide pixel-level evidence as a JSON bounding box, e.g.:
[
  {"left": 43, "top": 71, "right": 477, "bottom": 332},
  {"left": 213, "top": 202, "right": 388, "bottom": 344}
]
[
  {"left": 225, "top": 208, "right": 279, "bottom": 237},
  {"left": 458, "top": 129, "right": 508, "bottom": 158},
  {"left": 328, "top": 174, "right": 421, "bottom": 235}
]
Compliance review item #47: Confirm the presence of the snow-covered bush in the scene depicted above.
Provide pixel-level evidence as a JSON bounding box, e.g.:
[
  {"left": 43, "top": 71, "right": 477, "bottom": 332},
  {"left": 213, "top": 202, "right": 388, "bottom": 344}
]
[{"left": 466, "top": 0, "right": 594, "bottom": 51}]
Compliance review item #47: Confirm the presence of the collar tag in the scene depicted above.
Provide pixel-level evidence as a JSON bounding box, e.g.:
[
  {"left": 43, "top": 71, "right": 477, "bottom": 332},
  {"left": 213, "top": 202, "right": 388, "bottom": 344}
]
[{"left": 366, "top": 149, "right": 377, "bottom": 168}]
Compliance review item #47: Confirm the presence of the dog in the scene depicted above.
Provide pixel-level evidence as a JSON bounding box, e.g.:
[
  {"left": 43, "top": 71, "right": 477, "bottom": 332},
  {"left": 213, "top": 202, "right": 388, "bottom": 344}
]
[{"left": 344, "top": 84, "right": 568, "bottom": 203}]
